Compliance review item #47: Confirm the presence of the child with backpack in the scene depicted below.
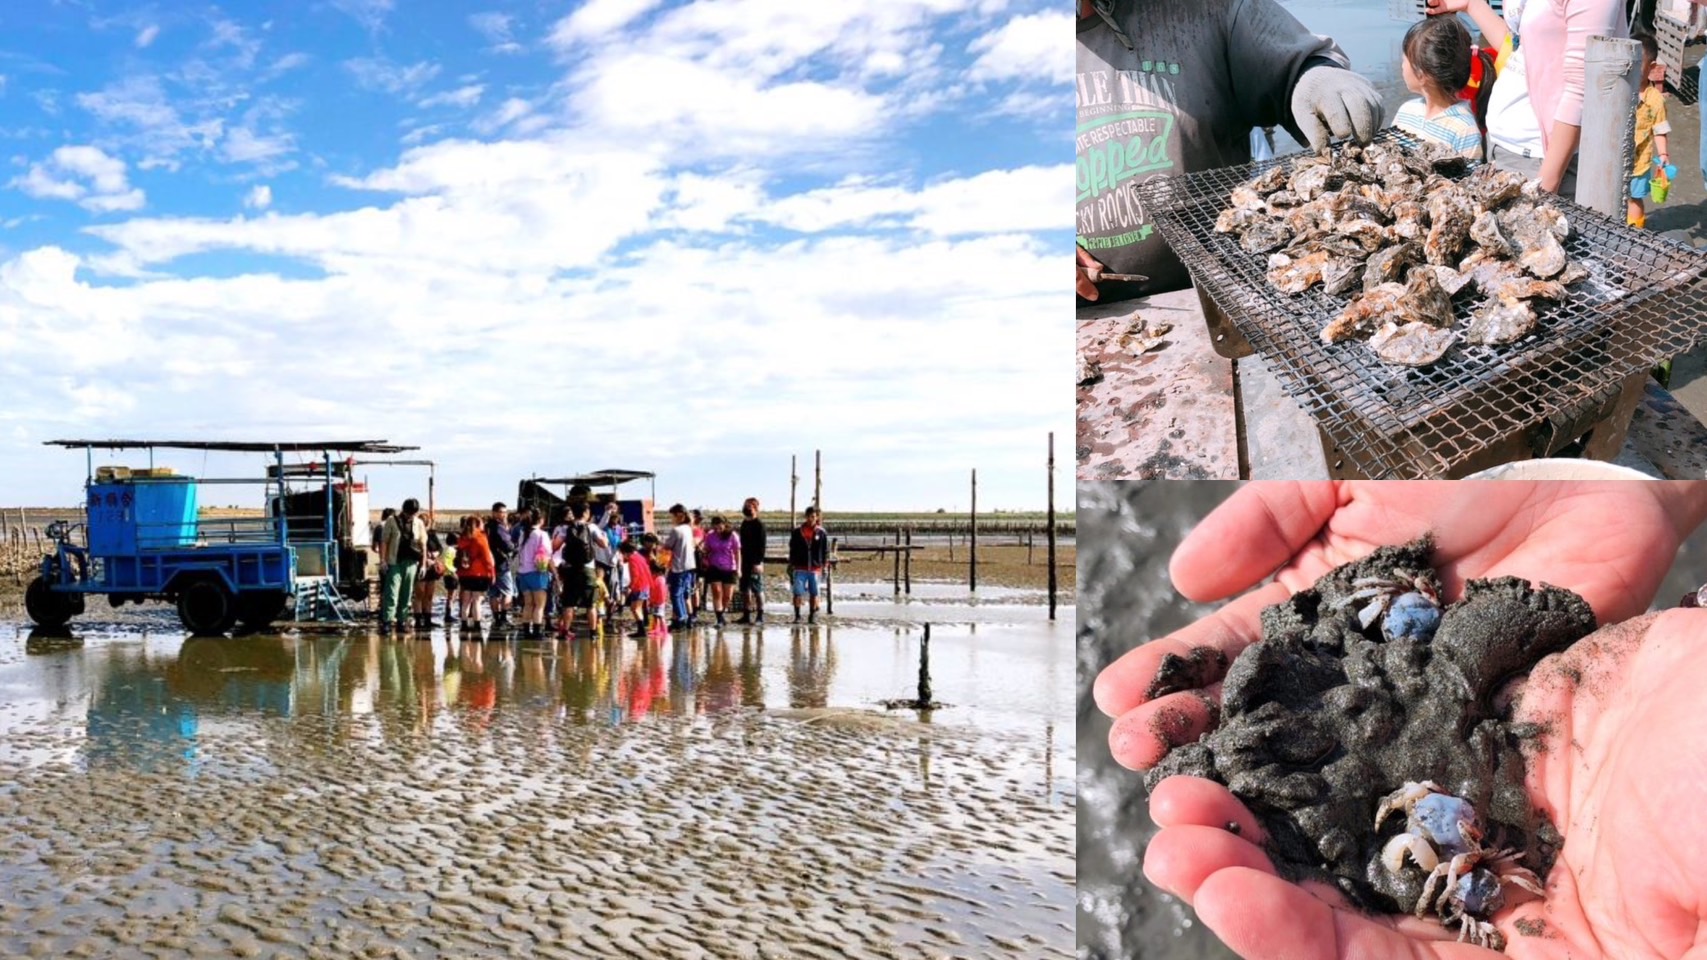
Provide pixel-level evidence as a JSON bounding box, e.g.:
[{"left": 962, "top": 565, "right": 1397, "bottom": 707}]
[{"left": 1393, "top": 16, "right": 1485, "bottom": 160}]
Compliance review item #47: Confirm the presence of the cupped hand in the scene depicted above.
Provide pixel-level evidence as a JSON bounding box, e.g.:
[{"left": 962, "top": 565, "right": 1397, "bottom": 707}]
[
  {"left": 1141, "top": 608, "right": 1707, "bottom": 959},
  {"left": 1077, "top": 246, "right": 1104, "bottom": 300},
  {"left": 1094, "top": 481, "right": 1707, "bottom": 770}
]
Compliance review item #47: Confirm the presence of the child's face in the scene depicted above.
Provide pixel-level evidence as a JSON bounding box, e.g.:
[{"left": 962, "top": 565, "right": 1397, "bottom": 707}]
[{"left": 1647, "top": 58, "right": 1665, "bottom": 85}]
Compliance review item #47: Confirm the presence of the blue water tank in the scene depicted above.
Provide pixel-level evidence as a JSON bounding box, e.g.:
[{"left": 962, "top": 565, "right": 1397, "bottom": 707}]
[{"left": 87, "top": 479, "right": 199, "bottom": 554}]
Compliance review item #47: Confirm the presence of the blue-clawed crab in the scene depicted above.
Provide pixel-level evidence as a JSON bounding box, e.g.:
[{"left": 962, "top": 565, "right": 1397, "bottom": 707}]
[
  {"left": 1334, "top": 571, "right": 1442, "bottom": 642},
  {"left": 1375, "top": 781, "right": 1545, "bottom": 950}
]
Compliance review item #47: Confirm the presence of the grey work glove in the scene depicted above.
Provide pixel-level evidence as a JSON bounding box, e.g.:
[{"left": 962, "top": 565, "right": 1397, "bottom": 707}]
[{"left": 1291, "top": 66, "right": 1383, "bottom": 151}]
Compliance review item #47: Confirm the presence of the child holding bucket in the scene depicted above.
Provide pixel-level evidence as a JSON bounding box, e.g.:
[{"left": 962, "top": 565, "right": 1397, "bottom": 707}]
[{"left": 1629, "top": 33, "right": 1672, "bottom": 228}]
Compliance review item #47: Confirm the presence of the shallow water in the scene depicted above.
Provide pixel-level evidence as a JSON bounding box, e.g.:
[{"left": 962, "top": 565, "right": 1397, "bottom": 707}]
[
  {"left": 0, "top": 586, "right": 1073, "bottom": 958},
  {"left": 1077, "top": 481, "right": 1707, "bottom": 960}
]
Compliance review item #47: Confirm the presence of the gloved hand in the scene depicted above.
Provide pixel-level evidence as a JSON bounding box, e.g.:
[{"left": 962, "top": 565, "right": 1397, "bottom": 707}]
[{"left": 1291, "top": 66, "right": 1382, "bottom": 151}]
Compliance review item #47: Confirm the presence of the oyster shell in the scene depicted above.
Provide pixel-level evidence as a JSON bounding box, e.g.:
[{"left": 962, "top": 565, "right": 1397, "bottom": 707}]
[
  {"left": 1464, "top": 165, "right": 1529, "bottom": 210},
  {"left": 1364, "top": 241, "right": 1423, "bottom": 291},
  {"left": 1240, "top": 219, "right": 1291, "bottom": 254},
  {"left": 1395, "top": 267, "right": 1456, "bottom": 328},
  {"left": 1369, "top": 320, "right": 1456, "bottom": 366},
  {"left": 1323, "top": 282, "right": 1406, "bottom": 343},
  {"left": 1465, "top": 297, "right": 1538, "bottom": 345},
  {"left": 1424, "top": 186, "right": 1476, "bottom": 266}
]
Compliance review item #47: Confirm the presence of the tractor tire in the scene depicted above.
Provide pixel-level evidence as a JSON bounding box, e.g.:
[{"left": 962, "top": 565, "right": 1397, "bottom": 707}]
[
  {"left": 24, "top": 576, "right": 76, "bottom": 628},
  {"left": 177, "top": 579, "right": 238, "bottom": 636},
  {"left": 236, "top": 591, "right": 289, "bottom": 631}
]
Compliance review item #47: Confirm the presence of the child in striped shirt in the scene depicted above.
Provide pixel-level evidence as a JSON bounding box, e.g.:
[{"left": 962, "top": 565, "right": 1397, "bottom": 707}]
[{"left": 1394, "top": 16, "right": 1483, "bottom": 160}]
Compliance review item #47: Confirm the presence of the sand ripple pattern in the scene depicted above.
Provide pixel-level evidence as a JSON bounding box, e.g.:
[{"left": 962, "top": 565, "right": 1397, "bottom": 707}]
[{"left": 0, "top": 691, "right": 1070, "bottom": 958}]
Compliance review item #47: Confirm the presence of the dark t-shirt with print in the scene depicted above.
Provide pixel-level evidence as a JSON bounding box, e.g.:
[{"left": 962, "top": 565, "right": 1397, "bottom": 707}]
[{"left": 1076, "top": 0, "right": 1345, "bottom": 300}]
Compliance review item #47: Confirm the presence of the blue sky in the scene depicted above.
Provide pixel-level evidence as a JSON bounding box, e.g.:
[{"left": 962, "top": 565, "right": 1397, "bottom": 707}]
[{"left": 0, "top": 0, "right": 1069, "bottom": 512}]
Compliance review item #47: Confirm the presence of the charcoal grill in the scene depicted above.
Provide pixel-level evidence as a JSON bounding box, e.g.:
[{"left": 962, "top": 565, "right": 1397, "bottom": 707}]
[{"left": 1140, "top": 142, "right": 1707, "bottom": 478}]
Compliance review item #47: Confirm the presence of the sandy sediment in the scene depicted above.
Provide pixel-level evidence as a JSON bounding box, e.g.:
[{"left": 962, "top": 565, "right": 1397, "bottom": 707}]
[{"left": 0, "top": 675, "right": 1071, "bottom": 959}]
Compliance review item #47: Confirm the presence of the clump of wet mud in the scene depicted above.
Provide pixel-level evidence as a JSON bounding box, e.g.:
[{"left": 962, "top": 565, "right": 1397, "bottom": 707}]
[{"left": 1145, "top": 539, "right": 1595, "bottom": 915}]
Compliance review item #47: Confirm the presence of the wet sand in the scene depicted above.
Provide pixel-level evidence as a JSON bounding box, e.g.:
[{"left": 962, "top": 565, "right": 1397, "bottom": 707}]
[{"left": 0, "top": 584, "right": 1072, "bottom": 959}]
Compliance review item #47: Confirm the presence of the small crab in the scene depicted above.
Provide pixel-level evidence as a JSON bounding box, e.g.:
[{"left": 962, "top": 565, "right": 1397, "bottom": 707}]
[
  {"left": 1375, "top": 781, "right": 1545, "bottom": 950},
  {"left": 1333, "top": 570, "right": 1441, "bottom": 641}
]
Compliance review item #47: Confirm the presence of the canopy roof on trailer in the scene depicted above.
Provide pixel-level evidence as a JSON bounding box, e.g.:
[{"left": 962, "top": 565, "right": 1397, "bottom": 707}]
[
  {"left": 46, "top": 439, "right": 418, "bottom": 454},
  {"left": 530, "top": 469, "right": 655, "bottom": 486}
]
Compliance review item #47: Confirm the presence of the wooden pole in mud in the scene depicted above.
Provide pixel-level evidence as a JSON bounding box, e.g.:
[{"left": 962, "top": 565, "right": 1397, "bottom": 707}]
[
  {"left": 826, "top": 536, "right": 835, "bottom": 616},
  {"left": 893, "top": 527, "right": 901, "bottom": 594},
  {"left": 917, "top": 623, "right": 932, "bottom": 706},
  {"left": 1047, "top": 432, "right": 1058, "bottom": 621},
  {"left": 969, "top": 469, "right": 978, "bottom": 592},
  {"left": 790, "top": 455, "right": 798, "bottom": 529},
  {"left": 904, "top": 527, "right": 912, "bottom": 594},
  {"left": 813, "top": 450, "right": 822, "bottom": 513}
]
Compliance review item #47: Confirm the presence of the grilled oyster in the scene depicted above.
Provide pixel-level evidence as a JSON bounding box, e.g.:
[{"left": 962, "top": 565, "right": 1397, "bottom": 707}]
[
  {"left": 1465, "top": 297, "right": 1538, "bottom": 345},
  {"left": 1520, "top": 230, "right": 1568, "bottom": 279},
  {"left": 1488, "top": 277, "right": 1567, "bottom": 303},
  {"left": 1464, "top": 165, "right": 1529, "bottom": 210},
  {"left": 1469, "top": 210, "right": 1516, "bottom": 260},
  {"left": 1430, "top": 264, "right": 1474, "bottom": 298},
  {"left": 1215, "top": 205, "right": 1267, "bottom": 234},
  {"left": 1291, "top": 162, "right": 1344, "bottom": 201},
  {"left": 1231, "top": 185, "right": 1265, "bottom": 211},
  {"left": 1250, "top": 164, "right": 1290, "bottom": 195},
  {"left": 1323, "top": 282, "right": 1405, "bottom": 343},
  {"left": 1364, "top": 241, "right": 1423, "bottom": 291},
  {"left": 1336, "top": 217, "right": 1389, "bottom": 254},
  {"left": 1369, "top": 320, "right": 1456, "bottom": 366},
  {"left": 1267, "top": 248, "right": 1334, "bottom": 294},
  {"left": 1559, "top": 260, "right": 1590, "bottom": 285},
  {"left": 1265, "top": 190, "right": 1303, "bottom": 216},
  {"left": 1424, "top": 186, "right": 1476, "bottom": 265},
  {"left": 1322, "top": 258, "right": 1362, "bottom": 296},
  {"left": 1240, "top": 219, "right": 1291, "bottom": 254},
  {"left": 1413, "top": 139, "right": 1472, "bottom": 176},
  {"left": 1395, "top": 267, "right": 1456, "bottom": 328}
]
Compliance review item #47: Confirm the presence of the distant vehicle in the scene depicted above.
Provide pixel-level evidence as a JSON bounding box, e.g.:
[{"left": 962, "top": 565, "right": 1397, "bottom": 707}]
[
  {"left": 25, "top": 439, "right": 415, "bottom": 635},
  {"left": 517, "top": 469, "right": 657, "bottom": 534}
]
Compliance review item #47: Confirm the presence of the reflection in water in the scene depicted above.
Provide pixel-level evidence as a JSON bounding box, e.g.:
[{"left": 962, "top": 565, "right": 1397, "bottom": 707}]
[{"left": 787, "top": 626, "right": 836, "bottom": 708}]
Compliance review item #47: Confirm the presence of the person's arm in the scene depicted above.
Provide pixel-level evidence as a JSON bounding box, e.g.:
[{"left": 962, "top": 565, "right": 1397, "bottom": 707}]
[
  {"left": 1426, "top": 0, "right": 1509, "bottom": 50},
  {"left": 1226, "top": 0, "right": 1378, "bottom": 149},
  {"left": 1539, "top": 0, "right": 1625, "bottom": 193}
]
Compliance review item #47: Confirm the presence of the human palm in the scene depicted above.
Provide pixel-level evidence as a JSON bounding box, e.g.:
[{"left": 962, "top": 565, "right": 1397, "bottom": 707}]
[
  {"left": 1140, "top": 609, "right": 1707, "bottom": 959},
  {"left": 1094, "top": 481, "right": 1704, "bottom": 770}
]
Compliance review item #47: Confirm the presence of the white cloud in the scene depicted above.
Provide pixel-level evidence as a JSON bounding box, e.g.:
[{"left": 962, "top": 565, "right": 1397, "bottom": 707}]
[
  {"left": 244, "top": 184, "right": 272, "bottom": 209},
  {"left": 10, "top": 145, "right": 146, "bottom": 212},
  {"left": 968, "top": 12, "right": 1072, "bottom": 84},
  {"left": 547, "top": 0, "right": 666, "bottom": 47},
  {"left": 418, "top": 84, "right": 484, "bottom": 109},
  {"left": 472, "top": 96, "right": 532, "bottom": 134},
  {"left": 330, "top": 0, "right": 393, "bottom": 31},
  {"left": 75, "top": 75, "right": 224, "bottom": 169},
  {"left": 749, "top": 166, "right": 1070, "bottom": 236},
  {"left": 346, "top": 58, "right": 442, "bottom": 96},
  {"left": 469, "top": 12, "right": 522, "bottom": 53},
  {"left": 223, "top": 127, "right": 293, "bottom": 164},
  {"left": 135, "top": 24, "right": 160, "bottom": 48},
  {"left": 265, "top": 52, "right": 311, "bottom": 76}
]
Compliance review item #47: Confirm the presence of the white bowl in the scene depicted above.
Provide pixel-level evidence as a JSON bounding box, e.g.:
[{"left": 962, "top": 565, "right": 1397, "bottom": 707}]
[{"left": 1465, "top": 459, "right": 1656, "bottom": 481}]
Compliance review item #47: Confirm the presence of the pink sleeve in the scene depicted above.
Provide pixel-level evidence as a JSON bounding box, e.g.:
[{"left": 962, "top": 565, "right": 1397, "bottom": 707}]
[{"left": 1554, "top": 0, "right": 1627, "bottom": 127}]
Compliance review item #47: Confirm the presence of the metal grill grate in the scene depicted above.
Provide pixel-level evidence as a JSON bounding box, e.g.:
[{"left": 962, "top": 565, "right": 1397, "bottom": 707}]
[{"left": 1140, "top": 141, "right": 1707, "bottom": 478}]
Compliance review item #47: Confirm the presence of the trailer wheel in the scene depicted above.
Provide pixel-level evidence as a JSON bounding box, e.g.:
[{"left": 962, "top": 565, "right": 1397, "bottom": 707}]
[
  {"left": 236, "top": 591, "right": 288, "bottom": 631},
  {"left": 177, "top": 579, "right": 237, "bottom": 636},
  {"left": 24, "top": 576, "right": 76, "bottom": 628}
]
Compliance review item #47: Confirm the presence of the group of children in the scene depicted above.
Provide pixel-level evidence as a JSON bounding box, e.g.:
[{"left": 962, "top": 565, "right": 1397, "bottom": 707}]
[{"left": 1391, "top": 15, "right": 1670, "bottom": 227}]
